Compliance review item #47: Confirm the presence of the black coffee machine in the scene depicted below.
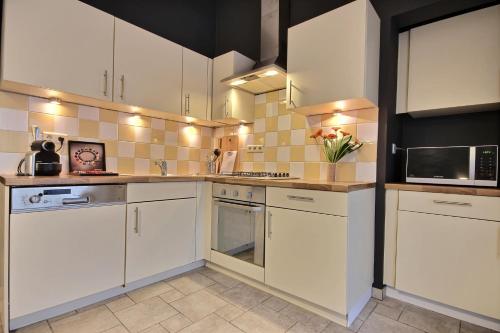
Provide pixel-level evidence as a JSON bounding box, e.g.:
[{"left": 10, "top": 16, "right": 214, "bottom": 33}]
[{"left": 18, "top": 138, "right": 64, "bottom": 176}]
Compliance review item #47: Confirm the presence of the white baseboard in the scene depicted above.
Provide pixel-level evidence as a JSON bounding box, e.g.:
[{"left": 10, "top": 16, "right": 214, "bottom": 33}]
[
  {"left": 10, "top": 260, "right": 205, "bottom": 330},
  {"left": 385, "top": 287, "right": 500, "bottom": 332}
]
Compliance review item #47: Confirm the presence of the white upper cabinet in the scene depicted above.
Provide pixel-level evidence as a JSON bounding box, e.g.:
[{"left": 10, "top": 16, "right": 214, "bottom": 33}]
[
  {"left": 182, "top": 48, "right": 210, "bottom": 120},
  {"left": 286, "top": 0, "right": 380, "bottom": 115},
  {"left": 1, "top": 0, "right": 114, "bottom": 101},
  {"left": 212, "top": 51, "right": 255, "bottom": 124},
  {"left": 404, "top": 5, "right": 500, "bottom": 116},
  {"left": 114, "top": 18, "right": 182, "bottom": 114}
]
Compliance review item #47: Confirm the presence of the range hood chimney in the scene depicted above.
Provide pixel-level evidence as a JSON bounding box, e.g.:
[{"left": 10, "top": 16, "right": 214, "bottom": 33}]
[{"left": 221, "top": 0, "right": 288, "bottom": 95}]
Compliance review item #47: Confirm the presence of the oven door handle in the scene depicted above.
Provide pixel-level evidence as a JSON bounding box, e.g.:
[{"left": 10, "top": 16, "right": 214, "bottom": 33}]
[{"left": 213, "top": 200, "right": 263, "bottom": 213}]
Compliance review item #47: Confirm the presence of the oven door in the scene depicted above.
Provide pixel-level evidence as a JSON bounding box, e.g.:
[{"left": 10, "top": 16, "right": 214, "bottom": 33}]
[{"left": 211, "top": 198, "right": 265, "bottom": 267}]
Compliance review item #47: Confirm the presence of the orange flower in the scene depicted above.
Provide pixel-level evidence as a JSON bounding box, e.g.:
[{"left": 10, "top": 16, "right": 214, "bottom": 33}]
[
  {"left": 331, "top": 127, "right": 341, "bottom": 132},
  {"left": 309, "top": 128, "right": 323, "bottom": 139},
  {"left": 326, "top": 133, "right": 337, "bottom": 139},
  {"left": 339, "top": 130, "right": 350, "bottom": 136}
]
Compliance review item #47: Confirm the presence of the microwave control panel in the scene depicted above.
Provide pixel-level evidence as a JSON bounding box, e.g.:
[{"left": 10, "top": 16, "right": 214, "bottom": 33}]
[{"left": 475, "top": 146, "right": 498, "bottom": 181}]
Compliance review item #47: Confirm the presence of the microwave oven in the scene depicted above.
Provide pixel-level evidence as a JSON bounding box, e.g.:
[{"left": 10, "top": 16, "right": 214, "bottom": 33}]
[{"left": 406, "top": 145, "right": 498, "bottom": 187}]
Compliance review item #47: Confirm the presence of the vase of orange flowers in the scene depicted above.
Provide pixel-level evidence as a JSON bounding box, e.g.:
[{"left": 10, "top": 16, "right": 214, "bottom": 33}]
[{"left": 310, "top": 127, "right": 363, "bottom": 181}]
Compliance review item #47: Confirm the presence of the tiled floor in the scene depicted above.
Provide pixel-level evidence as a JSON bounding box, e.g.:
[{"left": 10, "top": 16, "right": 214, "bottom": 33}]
[{"left": 14, "top": 268, "right": 497, "bottom": 333}]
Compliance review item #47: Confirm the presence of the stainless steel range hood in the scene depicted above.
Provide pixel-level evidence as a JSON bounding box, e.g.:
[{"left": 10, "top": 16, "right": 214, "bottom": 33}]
[{"left": 221, "top": 0, "right": 287, "bottom": 95}]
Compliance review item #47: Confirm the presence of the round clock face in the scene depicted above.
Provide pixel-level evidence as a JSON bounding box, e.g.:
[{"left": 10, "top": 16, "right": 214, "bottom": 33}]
[{"left": 74, "top": 147, "right": 100, "bottom": 166}]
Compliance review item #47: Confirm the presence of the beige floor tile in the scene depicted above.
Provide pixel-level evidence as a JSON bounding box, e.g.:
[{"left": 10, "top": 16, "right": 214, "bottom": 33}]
[
  {"left": 205, "top": 282, "right": 231, "bottom": 295},
  {"left": 178, "top": 314, "right": 242, "bottom": 333},
  {"left": 359, "top": 313, "right": 423, "bottom": 333},
  {"left": 357, "top": 300, "right": 377, "bottom": 321},
  {"left": 114, "top": 297, "right": 178, "bottom": 333},
  {"left": 16, "top": 320, "right": 52, "bottom": 333},
  {"left": 140, "top": 324, "right": 168, "bottom": 333},
  {"left": 170, "top": 289, "right": 227, "bottom": 321},
  {"left": 280, "top": 304, "right": 315, "bottom": 323},
  {"left": 159, "top": 289, "right": 185, "bottom": 303},
  {"left": 47, "top": 311, "right": 77, "bottom": 324},
  {"left": 102, "top": 325, "right": 129, "bottom": 333},
  {"left": 199, "top": 269, "right": 241, "bottom": 288},
  {"left": 373, "top": 302, "right": 403, "bottom": 320},
  {"left": 160, "top": 313, "right": 192, "bottom": 333},
  {"left": 221, "top": 283, "right": 271, "bottom": 310},
  {"left": 460, "top": 321, "right": 496, "bottom": 333},
  {"left": 50, "top": 305, "right": 120, "bottom": 333},
  {"left": 399, "top": 305, "right": 460, "bottom": 333},
  {"left": 106, "top": 295, "right": 135, "bottom": 313},
  {"left": 288, "top": 314, "right": 331, "bottom": 333},
  {"left": 215, "top": 303, "right": 245, "bottom": 321},
  {"left": 169, "top": 273, "right": 215, "bottom": 295},
  {"left": 349, "top": 318, "right": 364, "bottom": 332},
  {"left": 262, "top": 296, "right": 290, "bottom": 312},
  {"left": 322, "top": 321, "right": 354, "bottom": 333},
  {"left": 231, "top": 304, "right": 296, "bottom": 333},
  {"left": 128, "top": 282, "right": 174, "bottom": 303}
]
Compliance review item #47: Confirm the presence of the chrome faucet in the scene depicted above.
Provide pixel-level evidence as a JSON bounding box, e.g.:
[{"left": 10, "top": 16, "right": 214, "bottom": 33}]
[{"left": 155, "top": 160, "right": 168, "bottom": 176}]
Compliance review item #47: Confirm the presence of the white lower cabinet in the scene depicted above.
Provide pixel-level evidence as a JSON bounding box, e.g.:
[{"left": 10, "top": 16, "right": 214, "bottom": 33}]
[
  {"left": 10, "top": 205, "right": 126, "bottom": 318},
  {"left": 126, "top": 198, "right": 196, "bottom": 283},
  {"left": 396, "top": 210, "right": 500, "bottom": 319},
  {"left": 265, "top": 207, "right": 347, "bottom": 313}
]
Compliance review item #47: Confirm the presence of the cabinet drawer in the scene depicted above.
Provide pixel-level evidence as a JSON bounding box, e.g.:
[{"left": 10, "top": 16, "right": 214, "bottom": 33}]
[
  {"left": 127, "top": 182, "right": 196, "bottom": 203},
  {"left": 266, "top": 187, "right": 347, "bottom": 216},
  {"left": 399, "top": 191, "right": 500, "bottom": 221}
]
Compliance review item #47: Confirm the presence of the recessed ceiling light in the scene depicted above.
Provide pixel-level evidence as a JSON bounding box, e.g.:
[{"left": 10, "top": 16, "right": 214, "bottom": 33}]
[
  {"left": 230, "top": 79, "right": 247, "bottom": 86},
  {"left": 48, "top": 97, "right": 61, "bottom": 105},
  {"left": 262, "top": 70, "right": 278, "bottom": 77}
]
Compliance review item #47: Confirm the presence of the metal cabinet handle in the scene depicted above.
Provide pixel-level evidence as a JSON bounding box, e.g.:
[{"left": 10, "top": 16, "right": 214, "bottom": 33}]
[
  {"left": 289, "top": 80, "right": 296, "bottom": 108},
  {"left": 224, "top": 98, "right": 228, "bottom": 117},
  {"left": 120, "top": 75, "right": 125, "bottom": 100},
  {"left": 184, "top": 94, "right": 190, "bottom": 115},
  {"left": 432, "top": 200, "right": 471, "bottom": 206},
  {"left": 267, "top": 210, "right": 272, "bottom": 239},
  {"left": 187, "top": 93, "right": 190, "bottom": 114},
  {"left": 134, "top": 207, "right": 140, "bottom": 234},
  {"left": 62, "top": 197, "right": 90, "bottom": 205},
  {"left": 287, "top": 195, "right": 314, "bottom": 202},
  {"left": 103, "top": 70, "right": 108, "bottom": 96}
]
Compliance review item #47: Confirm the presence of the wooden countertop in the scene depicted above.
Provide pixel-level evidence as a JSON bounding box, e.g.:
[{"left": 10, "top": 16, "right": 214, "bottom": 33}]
[
  {"left": 0, "top": 174, "right": 375, "bottom": 193},
  {"left": 385, "top": 183, "right": 500, "bottom": 197}
]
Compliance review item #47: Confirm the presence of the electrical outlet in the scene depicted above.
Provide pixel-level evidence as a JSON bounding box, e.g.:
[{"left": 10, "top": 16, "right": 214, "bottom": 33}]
[
  {"left": 247, "top": 144, "right": 264, "bottom": 153},
  {"left": 42, "top": 131, "right": 67, "bottom": 140}
]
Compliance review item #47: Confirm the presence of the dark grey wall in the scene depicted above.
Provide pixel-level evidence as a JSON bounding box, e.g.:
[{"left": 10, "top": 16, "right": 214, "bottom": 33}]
[{"left": 80, "top": 0, "right": 216, "bottom": 58}]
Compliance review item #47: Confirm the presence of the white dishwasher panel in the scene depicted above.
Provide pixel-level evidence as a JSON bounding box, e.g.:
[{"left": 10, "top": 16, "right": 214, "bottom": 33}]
[{"left": 10, "top": 204, "right": 126, "bottom": 318}]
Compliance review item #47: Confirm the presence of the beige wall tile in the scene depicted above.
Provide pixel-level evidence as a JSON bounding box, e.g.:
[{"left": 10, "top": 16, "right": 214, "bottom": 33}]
[
  {"left": 266, "top": 91, "right": 279, "bottom": 102},
  {"left": 240, "top": 149, "right": 253, "bottom": 162},
  {"left": 265, "top": 117, "right": 278, "bottom": 132},
  {"left": 253, "top": 162, "right": 265, "bottom": 171},
  {"left": 29, "top": 112, "right": 55, "bottom": 132},
  {"left": 290, "top": 146, "right": 305, "bottom": 161},
  {"left": 277, "top": 131, "right": 291, "bottom": 146},
  {"left": 201, "top": 136, "right": 211, "bottom": 149},
  {"left": 165, "top": 146, "right": 178, "bottom": 160},
  {"left": 277, "top": 103, "right": 288, "bottom": 115},
  {"left": 336, "top": 162, "right": 356, "bottom": 181},
  {"left": 151, "top": 129, "right": 164, "bottom": 144},
  {"left": 255, "top": 104, "right": 266, "bottom": 118},
  {"left": 118, "top": 157, "right": 134, "bottom": 174},
  {"left": 254, "top": 133, "right": 265, "bottom": 145},
  {"left": 189, "top": 148, "right": 200, "bottom": 161},
  {"left": 118, "top": 124, "right": 135, "bottom": 142},
  {"left": 79, "top": 119, "right": 99, "bottom": 138},
  {"left": 264, "top": 147, "right": 277, "bottom": 161},
  {"left": 165, "top": 121, "right": 178, "bottom": 131},
  {"left": 177, "top": 160, "right": 189, "bottom": 175},
  {"left": 291, "top": 113, "right": 306, "bottom": 129},
  {"left": 100, "top": 109, "right": 118, "bottom": 123},
  {"left": 0, "top": 130, "right": 30, "bottom": 153},
  {"left": 304, "top": 162, "right": 320, "bottom": 180},
  {"left": 103, "top": 140, "right": 118, "bottom": 157},
  {"left": 277, "top": 162, "right": 290, "bottom": 173},
  {"left": 356, "top": 108, "right": 379, "bottom": 123},
  {"left": 357, "top": 142, "right": 377, "bottom": 162},
  {"left": 135, "top": 143, "right": 151, "bottom": 159},
  {"left": 0, "top": 91, "right": 29, "bottom": 110}
]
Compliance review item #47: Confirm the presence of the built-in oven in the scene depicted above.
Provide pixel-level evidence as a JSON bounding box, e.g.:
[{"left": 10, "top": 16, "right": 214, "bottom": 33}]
[{"left": 211, "top": 183, "right": 265, "bottom": 274}]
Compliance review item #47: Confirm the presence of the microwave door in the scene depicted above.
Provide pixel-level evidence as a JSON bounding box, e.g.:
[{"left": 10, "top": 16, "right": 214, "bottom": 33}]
[{"left": 406, "top": 147, "right": 474, "bottom": 185}]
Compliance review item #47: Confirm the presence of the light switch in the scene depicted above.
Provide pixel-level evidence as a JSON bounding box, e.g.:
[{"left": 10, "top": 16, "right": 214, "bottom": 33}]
[{"left": 247, "top": 144, "right": 264, "bottom": 153}]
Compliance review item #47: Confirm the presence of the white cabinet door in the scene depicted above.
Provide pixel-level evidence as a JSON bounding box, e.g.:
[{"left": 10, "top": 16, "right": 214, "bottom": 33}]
[
  {"left": 10, "top": 205, "right": 126, "bottom": 318},
  {"left": 407, "top": 5, "right": 500, "bottom": 113},
  {"left": 2, "top": 0, "right": 114, "bottom": 101},
  {"left": 114, "top": 19, "right": 182, "bottom": 113},
  {"left": 286, "top": 0, "right": 379, "bottom": 112},
  {"left": 396, "top": 211, "right": 500, "bottom": 319},
  {"left": 126, "top": 198, "right": 196, "bottom": 283},
  {"left": 182, "top": 48, "right": 209, "bottom": 119},
  {"left": 265, "top": 207, "right": 347, "bottom": 314}
]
